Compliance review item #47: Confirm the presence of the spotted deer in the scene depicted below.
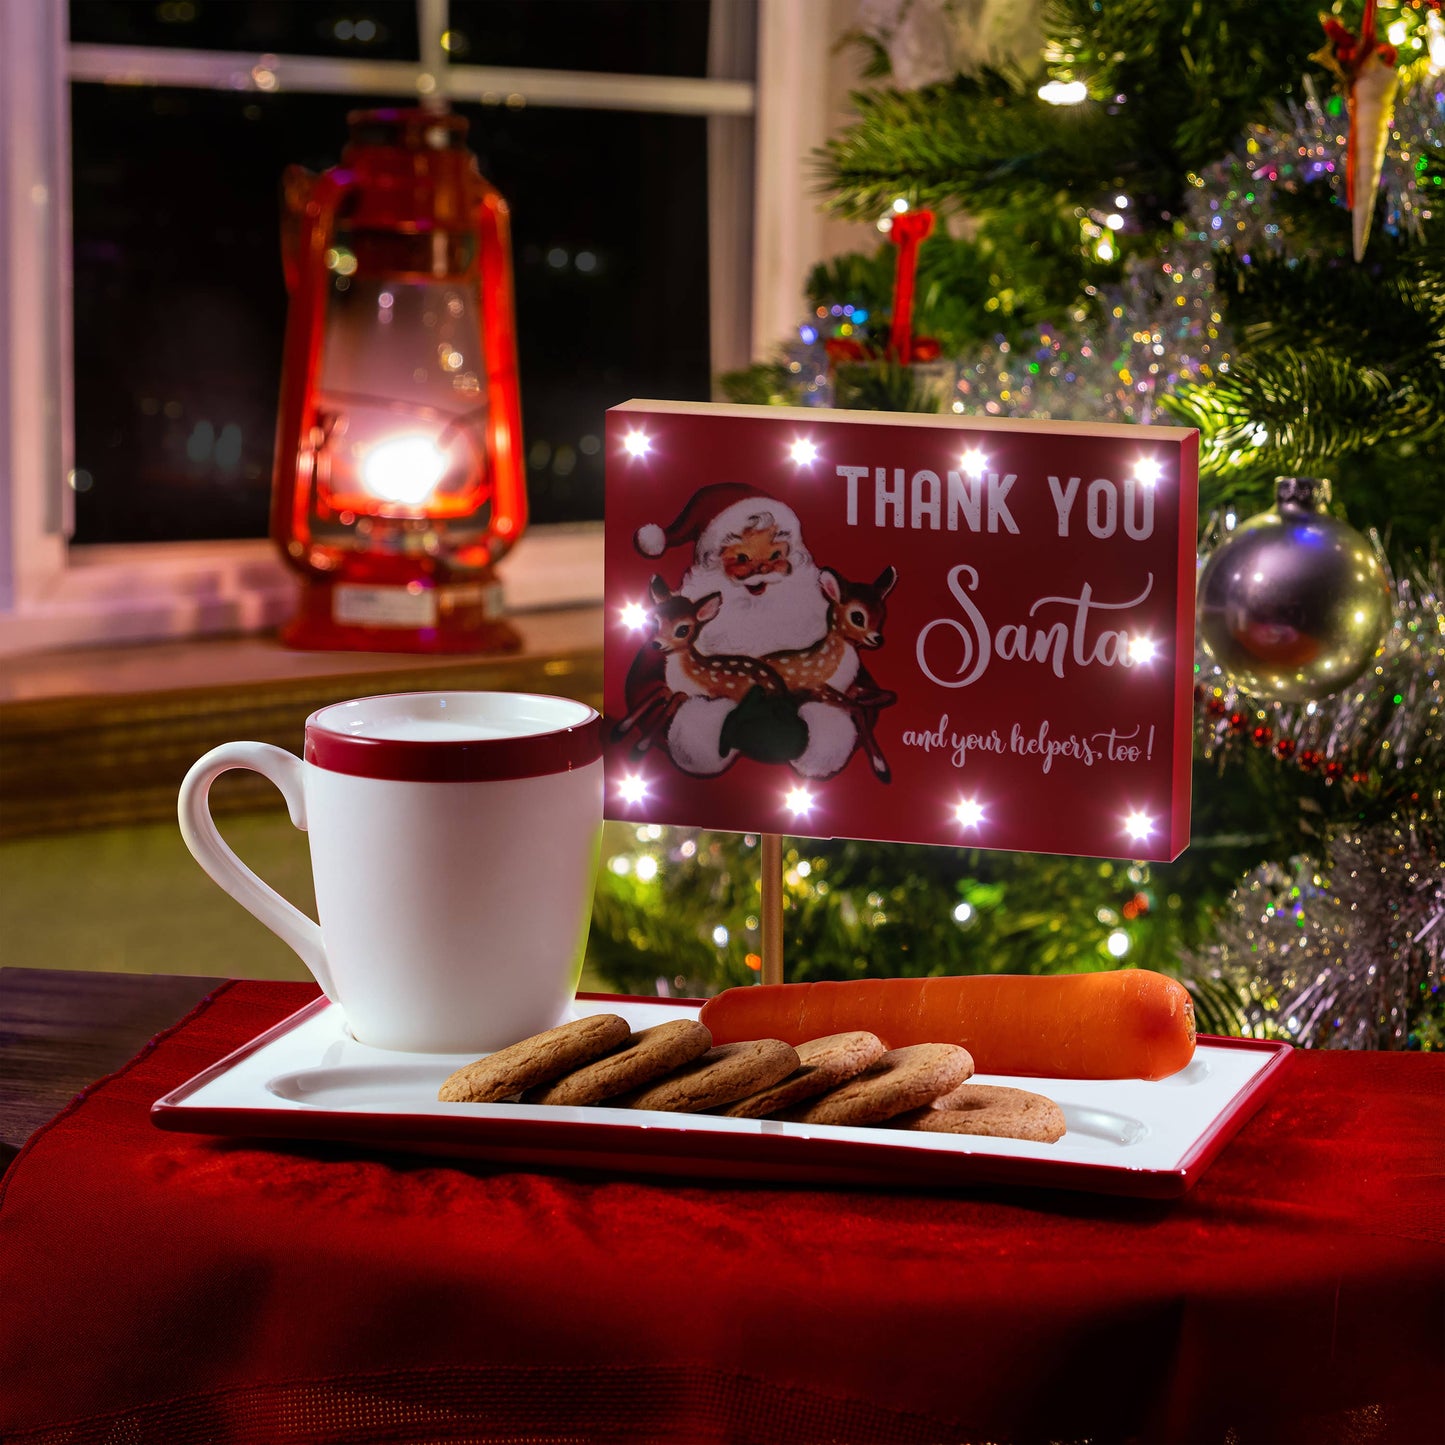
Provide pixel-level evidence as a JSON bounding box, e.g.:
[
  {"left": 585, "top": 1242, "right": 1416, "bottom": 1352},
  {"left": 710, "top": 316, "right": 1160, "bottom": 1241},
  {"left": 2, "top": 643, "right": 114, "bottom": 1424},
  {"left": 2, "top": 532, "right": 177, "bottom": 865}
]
[
  {"left": 613, "top": 576, "right": 788, "bottom": 756},
  {"left": 766, "top": 565, "right": 899, "bottom": 780}
]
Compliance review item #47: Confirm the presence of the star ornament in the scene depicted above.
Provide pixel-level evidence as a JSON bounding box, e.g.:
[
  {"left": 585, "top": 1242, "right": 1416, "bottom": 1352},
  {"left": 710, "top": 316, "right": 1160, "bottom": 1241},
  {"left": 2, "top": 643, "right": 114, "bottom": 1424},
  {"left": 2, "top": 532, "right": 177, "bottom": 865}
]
[
  {"left": 622, "top": 429, "right": 651, "bottom": 459},
  {"left": 1123, "top": 810, "right": 1154, "bottom": 845},
  {"left": 789, "top": 438, "right": 818, "bottom": 466}
]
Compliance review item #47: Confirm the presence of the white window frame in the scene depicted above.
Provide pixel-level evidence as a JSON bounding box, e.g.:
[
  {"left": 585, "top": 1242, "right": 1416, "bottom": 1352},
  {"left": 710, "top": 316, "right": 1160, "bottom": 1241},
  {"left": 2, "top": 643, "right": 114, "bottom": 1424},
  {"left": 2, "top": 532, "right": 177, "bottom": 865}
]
[{"left": 0, "top": 0, "right": 835, "bottom": 657}]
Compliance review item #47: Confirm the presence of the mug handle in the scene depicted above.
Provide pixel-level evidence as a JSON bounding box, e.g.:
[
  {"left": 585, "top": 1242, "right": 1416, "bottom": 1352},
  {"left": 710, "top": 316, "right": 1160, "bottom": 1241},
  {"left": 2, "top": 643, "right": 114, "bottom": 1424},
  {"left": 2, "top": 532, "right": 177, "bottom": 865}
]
[{"left": 178, "top": 742, "right": 337, "bottom": 1000}]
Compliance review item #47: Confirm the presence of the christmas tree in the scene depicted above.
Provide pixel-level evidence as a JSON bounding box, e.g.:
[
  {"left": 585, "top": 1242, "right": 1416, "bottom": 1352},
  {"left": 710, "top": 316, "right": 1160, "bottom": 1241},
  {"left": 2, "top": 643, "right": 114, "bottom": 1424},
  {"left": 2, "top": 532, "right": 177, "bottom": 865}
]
[{"left": 589, "top": 0, "right": 1444, "bottom": 1050}]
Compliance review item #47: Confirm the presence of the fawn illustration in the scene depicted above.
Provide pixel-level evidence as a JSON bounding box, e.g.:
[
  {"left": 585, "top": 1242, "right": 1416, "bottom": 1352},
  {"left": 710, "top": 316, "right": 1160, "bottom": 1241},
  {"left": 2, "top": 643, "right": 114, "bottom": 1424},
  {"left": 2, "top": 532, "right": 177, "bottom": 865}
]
[
  {"left": 765, "top": 565, "right": 899, "bottom": 781},
  {"left": 613, "top": 576, "right": 788, "bottom": 756}
]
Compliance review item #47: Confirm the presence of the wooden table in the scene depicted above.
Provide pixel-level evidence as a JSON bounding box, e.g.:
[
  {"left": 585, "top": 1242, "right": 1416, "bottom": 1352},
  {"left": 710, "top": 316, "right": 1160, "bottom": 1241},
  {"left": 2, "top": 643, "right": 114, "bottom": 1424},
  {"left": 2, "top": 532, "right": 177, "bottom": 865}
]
[{"left": 0, "top": 968, "right": 215, "bottom": 1172}]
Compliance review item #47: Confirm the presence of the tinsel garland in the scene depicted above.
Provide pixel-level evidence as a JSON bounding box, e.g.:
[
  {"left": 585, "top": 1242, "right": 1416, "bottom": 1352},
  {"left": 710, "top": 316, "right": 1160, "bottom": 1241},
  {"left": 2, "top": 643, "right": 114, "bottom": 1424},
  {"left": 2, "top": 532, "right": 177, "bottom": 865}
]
[{"left": 1186, "top": 816, "right": 1445, "bottom": 1049}]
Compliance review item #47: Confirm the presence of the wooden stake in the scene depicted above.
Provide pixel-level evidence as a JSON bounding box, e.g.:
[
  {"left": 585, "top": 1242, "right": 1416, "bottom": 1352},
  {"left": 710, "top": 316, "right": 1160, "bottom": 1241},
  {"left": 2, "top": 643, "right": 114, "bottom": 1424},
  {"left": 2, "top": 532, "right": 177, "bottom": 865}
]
[{"left": 760, "top": 832, "right": 784, "bottom": 986}]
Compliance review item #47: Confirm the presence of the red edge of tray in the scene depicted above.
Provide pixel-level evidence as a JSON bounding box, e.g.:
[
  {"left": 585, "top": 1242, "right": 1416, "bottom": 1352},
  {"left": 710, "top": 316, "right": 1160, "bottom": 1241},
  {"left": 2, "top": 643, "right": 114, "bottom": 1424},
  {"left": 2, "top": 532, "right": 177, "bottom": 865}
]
[{"left": 150, "top": 994, "right": 1294, "bottom": 1201}]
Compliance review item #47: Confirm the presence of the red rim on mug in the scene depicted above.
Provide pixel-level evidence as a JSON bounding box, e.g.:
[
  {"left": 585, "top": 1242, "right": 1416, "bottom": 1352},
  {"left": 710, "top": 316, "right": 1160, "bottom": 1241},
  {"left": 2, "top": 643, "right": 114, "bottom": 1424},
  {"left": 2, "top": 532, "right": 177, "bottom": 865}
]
[{"left": 304, "top": 692, "right": 602, "bottom": 782}]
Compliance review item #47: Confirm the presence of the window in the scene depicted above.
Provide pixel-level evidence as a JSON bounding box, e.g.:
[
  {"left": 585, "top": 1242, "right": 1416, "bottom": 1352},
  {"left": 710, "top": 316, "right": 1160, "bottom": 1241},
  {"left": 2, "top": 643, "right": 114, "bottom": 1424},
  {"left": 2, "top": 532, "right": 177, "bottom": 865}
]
[
  {"left": 69, "top": 84, "right": 713, "bottom": 542},
  {"left": 0, "top": 0, "right": 837, "bottom": 653}
]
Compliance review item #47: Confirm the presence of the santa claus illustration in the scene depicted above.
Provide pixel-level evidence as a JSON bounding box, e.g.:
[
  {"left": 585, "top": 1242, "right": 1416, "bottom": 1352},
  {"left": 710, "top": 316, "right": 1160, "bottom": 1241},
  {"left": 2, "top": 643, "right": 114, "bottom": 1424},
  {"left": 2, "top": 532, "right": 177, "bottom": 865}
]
[
  {"left": 636, "top": 482, "right": 829, "bottom": 653},
  {"left": 625, "top": 483, "right": 874, "bottom": 779}
]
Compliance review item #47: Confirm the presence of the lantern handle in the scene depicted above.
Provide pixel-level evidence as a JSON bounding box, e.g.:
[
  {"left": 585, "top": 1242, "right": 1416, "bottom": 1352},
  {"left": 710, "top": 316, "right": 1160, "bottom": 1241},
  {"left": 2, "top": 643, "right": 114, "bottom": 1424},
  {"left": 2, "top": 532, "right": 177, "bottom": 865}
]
[{"left": 178, "top": 743, "right": 337, "bottom": 1000}]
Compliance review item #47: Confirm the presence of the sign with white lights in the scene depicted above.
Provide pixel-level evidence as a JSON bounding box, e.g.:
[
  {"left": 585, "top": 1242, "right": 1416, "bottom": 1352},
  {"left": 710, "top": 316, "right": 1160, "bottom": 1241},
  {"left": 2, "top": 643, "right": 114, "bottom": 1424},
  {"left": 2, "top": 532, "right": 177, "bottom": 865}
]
[{"left": 604, "top": 400, "right": 1199, "bottom": 861}]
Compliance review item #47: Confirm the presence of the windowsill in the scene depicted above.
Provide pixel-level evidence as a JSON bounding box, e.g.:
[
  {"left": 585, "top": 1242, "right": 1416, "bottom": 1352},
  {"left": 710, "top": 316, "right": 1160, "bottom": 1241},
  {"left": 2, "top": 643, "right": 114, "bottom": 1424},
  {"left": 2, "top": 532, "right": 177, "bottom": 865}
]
[
  {"left": 0, "top": 600, "right": 604, "bottom": 705},
  {"left": 0, "top": 522, "right": 605, "bottom": 658},
  {"left": 0, "top": 574, "right": 605, "bottom": 839}
]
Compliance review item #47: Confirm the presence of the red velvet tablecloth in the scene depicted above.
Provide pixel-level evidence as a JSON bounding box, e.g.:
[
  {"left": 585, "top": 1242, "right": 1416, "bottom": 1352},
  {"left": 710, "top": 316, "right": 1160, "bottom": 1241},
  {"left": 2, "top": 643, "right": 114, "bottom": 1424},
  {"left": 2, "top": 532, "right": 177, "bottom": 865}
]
[{"left": 2, "top": 981, "right": 1441, "bottom": 1445}]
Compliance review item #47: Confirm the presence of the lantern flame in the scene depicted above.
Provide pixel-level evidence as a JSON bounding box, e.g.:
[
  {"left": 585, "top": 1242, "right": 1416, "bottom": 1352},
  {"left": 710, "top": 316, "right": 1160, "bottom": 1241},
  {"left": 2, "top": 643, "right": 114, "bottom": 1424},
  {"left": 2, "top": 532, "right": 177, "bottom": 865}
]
[{"left": 360, "top": 435, "right": 448, "bottom": 506}]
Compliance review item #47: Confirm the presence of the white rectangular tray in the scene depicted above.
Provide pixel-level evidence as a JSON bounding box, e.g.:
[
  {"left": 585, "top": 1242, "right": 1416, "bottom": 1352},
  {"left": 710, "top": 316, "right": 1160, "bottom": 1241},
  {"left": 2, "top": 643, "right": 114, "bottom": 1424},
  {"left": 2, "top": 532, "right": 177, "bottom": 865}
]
[{"left": 153, "top": 993, "right": 1291, "bottom": 1198}]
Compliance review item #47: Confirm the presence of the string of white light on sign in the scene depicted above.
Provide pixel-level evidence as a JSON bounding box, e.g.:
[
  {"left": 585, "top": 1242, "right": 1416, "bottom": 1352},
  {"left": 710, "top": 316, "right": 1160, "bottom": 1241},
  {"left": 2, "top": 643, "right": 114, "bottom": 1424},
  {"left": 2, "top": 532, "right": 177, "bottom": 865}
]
[
  {"left": 784, "top": 786, "right": 815, "bottom": 818},
  {"left": 616, "top": 775, "right": 650, "bottom": 806},
  {"left": 959, "top": 448, "right": 988, "bottom": 479},
  {"left": 954, "top": 798, "right": 985, "bottom": 828},
  {"left": 1134, "top": 456, "right": 1164, "bottom": 487},
  {"left": 1123, "top": 810, "right": 1154, "bottom": 844},
  {"left": 609, "top": 412, "right": 1179, "bottom": 867}
]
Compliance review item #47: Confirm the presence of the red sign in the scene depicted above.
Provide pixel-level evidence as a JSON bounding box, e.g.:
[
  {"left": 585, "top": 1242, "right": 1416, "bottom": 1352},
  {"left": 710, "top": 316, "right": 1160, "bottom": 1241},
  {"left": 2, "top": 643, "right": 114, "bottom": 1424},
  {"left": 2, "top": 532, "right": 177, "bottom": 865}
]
[{"left": 603, "top": 401, "right": 1199, "bottom": 862}]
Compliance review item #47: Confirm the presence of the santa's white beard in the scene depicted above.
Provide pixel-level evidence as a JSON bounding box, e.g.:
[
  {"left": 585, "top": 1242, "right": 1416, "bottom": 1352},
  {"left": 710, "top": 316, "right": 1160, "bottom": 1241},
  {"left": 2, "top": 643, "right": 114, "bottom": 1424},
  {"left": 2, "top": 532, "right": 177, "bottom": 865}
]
[{"left": 680, "top": 558, "right": 830, "bottom": 657}]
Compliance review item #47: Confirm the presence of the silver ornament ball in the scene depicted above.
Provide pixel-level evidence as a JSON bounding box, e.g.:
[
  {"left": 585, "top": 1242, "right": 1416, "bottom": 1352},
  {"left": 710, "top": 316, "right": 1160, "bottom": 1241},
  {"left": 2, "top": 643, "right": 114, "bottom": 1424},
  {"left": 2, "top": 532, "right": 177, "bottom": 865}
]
[{"left": 1196, "top": 478, "right": 1392, "bottom": 702}]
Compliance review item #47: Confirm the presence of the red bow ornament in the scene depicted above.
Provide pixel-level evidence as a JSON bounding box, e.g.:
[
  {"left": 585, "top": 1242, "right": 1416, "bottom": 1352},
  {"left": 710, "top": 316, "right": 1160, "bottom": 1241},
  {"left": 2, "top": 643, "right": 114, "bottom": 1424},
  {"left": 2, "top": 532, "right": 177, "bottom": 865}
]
[{"left": 826, "top": 208, "right": 942, "bottom": 367}]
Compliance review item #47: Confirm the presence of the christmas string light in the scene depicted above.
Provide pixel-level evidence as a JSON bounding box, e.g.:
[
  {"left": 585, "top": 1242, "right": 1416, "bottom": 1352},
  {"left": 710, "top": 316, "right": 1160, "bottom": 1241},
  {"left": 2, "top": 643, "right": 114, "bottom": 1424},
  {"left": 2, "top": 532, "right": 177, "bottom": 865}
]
[{"left": 1038, "top": 79, "right": 1088, "bottom": 105}]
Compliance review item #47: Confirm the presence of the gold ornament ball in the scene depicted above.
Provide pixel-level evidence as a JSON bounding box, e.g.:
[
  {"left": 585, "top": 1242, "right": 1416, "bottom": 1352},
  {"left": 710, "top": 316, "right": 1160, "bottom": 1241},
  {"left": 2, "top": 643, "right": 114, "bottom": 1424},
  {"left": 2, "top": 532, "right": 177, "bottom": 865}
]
[{"left": 1196, "top": 478, "right": 1392, "bottom": 701}]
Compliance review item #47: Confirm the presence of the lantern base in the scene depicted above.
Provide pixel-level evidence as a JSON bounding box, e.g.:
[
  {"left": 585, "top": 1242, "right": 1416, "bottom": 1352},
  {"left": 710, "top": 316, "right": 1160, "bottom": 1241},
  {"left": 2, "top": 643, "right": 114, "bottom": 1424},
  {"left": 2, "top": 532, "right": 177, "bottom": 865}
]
[{"left": 279, "top": 574, "right": 522, "bottom": 654}]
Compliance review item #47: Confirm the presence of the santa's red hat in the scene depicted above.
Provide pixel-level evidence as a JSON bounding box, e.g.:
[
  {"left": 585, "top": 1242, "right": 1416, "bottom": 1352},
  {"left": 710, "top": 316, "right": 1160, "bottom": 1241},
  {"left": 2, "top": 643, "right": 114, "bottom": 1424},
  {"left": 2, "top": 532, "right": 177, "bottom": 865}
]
[{"left": 634, "top": 484, "right": 807, "bottom": 564}]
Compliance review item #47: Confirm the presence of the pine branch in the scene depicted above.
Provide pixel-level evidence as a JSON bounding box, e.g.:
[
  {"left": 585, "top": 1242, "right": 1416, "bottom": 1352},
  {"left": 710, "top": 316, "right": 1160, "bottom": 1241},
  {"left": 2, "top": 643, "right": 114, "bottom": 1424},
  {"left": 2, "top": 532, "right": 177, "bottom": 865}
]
[
  {"left": 833, "top": 360, "right": 943, "bottom": 412},
  {"left": 821, "top": 0, "right": 1326, "bottom": 223},
  {"left": 1042, "top": 0, "right": 1325, "bottom": 163},
  {"left": 1218, "top": 239, "right": 1445, "bottom": 371},
  {"left": 1199, "top": 348, "right": 1435, "bottom": 455},
  {"left": 818, "top": 73, "right": 1146, "bottom": 221},
  {"left": 718, "top": 361, "right": 798, "bottom": 407}
]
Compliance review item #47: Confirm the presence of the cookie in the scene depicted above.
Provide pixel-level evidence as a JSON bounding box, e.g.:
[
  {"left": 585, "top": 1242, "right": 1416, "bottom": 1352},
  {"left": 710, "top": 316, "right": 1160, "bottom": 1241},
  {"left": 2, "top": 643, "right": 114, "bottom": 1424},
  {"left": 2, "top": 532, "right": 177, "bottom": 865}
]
[
  {"left": 618, "top": 1038, "right": 799, "bottom": 1114},
  {"left": 438, "top": 1013, "right": 631, "bottom": 1104},
  {"left": 525, "top": 1019, "right": 713, "bottom": 1106},
  {"left": 780, "top": 1043, "right": 974, "bottom": 1127},
  {"left": 717, "top": 1031, "right": 887, "bottom": 1118},
  {"left": 892, "top": 1083, "right": 1067, "bottom": 1143}
]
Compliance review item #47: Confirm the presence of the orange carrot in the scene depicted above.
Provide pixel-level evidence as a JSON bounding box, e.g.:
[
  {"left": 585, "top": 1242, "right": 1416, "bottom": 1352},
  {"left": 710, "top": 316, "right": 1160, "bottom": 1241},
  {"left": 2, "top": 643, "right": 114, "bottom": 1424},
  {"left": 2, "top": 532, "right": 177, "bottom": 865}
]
[{"left": 697, "top": 970, "right": 1196, "bottom": 1080}]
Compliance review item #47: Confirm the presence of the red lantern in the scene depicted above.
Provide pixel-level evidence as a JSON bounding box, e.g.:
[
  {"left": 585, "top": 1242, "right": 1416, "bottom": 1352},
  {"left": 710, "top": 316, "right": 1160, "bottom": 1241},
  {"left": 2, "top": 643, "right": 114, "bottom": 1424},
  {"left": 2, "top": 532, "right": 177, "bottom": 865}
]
[{"left": 272, "top": 109, "right": 526, "bottom": 652}]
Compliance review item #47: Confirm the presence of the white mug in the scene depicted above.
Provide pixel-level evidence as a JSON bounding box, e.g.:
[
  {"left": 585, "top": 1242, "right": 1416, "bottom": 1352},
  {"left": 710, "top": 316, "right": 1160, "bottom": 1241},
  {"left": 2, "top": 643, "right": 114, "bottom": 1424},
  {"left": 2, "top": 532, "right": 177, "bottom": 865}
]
[{"left": 178, "top": 691, "right": 603, "bottom": 1053}]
